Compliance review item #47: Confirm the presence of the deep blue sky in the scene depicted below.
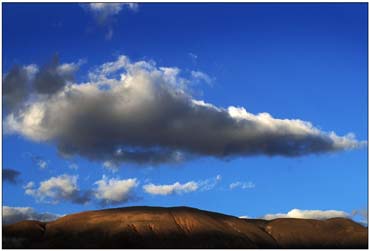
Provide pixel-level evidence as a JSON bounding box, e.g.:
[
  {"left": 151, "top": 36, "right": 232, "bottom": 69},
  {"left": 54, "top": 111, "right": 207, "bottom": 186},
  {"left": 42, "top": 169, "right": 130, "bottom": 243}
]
[{"left": 3, "top": 3, "right": 367, "bottom": 220}]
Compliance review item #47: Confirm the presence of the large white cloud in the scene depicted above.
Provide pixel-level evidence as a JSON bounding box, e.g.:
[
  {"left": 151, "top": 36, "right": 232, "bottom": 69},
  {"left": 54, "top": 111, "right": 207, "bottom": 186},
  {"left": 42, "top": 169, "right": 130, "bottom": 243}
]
[
  {"left": 3, "top": 206, "right": 61, "bottom": 225},
  {"left": 94, "top": 176, "right": 138, "bottom": 205},
  {"left": 262, "top": 209, "right": 349, "bottom": 220},
  {"left": 24, "top": 174, "right": 90, "bottom": 204},
  {"left": 4, "top": 55, "right": 365, "bottom": 166}
]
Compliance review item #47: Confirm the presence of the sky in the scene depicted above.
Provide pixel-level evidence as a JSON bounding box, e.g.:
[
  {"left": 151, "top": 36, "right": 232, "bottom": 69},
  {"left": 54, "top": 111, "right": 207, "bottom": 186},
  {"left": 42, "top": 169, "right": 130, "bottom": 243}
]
[{"left": 2, "top": 3, "right": 368, "bottom": 225}]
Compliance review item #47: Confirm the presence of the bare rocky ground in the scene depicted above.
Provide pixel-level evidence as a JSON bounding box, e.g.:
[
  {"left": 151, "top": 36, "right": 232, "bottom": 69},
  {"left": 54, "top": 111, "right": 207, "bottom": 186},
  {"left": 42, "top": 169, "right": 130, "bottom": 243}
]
[{"left": 3, "top": 206, "right": 368, "bottom": 249}]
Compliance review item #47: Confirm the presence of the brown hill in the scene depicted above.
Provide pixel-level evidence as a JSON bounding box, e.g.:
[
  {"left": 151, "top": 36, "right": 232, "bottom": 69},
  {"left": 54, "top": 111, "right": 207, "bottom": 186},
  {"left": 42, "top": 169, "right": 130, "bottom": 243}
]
[{"left": 3, "top": 206, "right": 368, "bottom": 249}]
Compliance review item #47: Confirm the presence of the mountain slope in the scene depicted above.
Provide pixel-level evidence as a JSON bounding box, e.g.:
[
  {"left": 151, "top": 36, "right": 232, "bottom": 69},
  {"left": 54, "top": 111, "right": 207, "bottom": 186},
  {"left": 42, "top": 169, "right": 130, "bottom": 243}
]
[{"left": 3, "top": 206, "right": 368, "bottom": 248}]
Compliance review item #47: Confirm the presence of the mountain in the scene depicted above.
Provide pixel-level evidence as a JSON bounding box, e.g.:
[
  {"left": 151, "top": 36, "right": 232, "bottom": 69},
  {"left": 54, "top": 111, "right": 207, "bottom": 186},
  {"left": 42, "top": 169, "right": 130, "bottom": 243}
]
[{"left": 3, "top": 206, "right": 368, "bottom": 248}]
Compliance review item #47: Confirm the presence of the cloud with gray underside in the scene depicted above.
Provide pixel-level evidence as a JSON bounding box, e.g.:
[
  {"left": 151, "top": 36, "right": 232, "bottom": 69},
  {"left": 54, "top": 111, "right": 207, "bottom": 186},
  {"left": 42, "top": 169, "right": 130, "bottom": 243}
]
[
  {"left": 24, "top": 175, "right": 91, "bottom": 204},
  {"left": 3, "top": 55, "right": 82, "bottom": 114},
  {"left": 3, "top": 169, "right": 21, "bottom": 184},
  {"left": 24, "top": 174, "right": 138, "bottom": 206},
  {"left": 3, "top": 54, "right": 366, "bottom": 166}
]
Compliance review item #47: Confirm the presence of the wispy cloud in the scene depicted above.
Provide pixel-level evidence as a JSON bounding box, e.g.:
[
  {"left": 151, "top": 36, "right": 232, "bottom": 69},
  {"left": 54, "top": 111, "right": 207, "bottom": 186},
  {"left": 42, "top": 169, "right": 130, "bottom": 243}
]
[
  {"left": 198, "top": 175, "right": 222, "bottom": 191},
  {"left": 229, "top": 181, "right": 255, "bottom": 190},
  {"left": 191, "top": 70, "right": 212, "bottom": 84},
  {"left": 102, "top": 160, "right": 119, "bottom": 173},
  {"left": 143, "top": 175, "right": 222, "bottom": 195}
]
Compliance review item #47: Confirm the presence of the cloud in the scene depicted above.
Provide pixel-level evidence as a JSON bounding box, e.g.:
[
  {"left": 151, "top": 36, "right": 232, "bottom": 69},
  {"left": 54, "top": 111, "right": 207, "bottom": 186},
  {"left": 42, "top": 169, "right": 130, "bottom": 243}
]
[
  {"left": 3, "top": 206, "right": 61, "bottom": 225},
  {"left": 3, "top": 56, "right": 82, "bottom": 116},
  {"left": 4, "top": 55, "right": 365, "bottom": 166},
  {"left": 262, "top": 209, "right": 349, "bottom": 220},
  {"left": 24, "top": 174, "right": 91, "bottom": 204},
  {"left": 85, "top": 3, "right": 138, "bottom": 25},
  {"left": 34, "top": 158, "right": 48, "bottom": 169},
  {"left": 3, "top": 65, "right": 38, "bottom": 112},
  {"left": 352, "top": 208, "right": 368, "bottom": 225},
  {"left": 33, "top": 55, "right": 82, "bottom": 95},
  {"left": 83, "top": 3, "right": 138, "bottom": 39},
  {"left": 23, "top": 174, "right": 139, "bottom": 206},
  {"left": 229, "top": 181, "right": 255, "bottom": 190},
  {"left": 3, "top": 169, "right": 21, "bottom": 184},
  {"left": 143, "top": 181, "right": 198, "bottom": 195},
  {"left": 23, "top": 153, "right": 49, "bottom": 169},
  {"left": 191, "top": 70, "right": 212, "bottom": 84},
  {"left": 102, "top": 160, "right": 119, "bottom": 172},
  {"left": 198, "top": 175, "right": 222, "bottom": 191},
  {"left": 94, "top": 176, "right": 138, "bottom": 205},
  {"left": 143, "top": 175, "right": 221, "bottom": 196}
]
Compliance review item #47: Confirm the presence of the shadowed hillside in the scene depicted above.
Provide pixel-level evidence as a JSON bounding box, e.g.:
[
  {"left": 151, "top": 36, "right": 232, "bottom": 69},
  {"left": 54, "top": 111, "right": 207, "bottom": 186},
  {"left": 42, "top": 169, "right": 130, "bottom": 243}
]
[{"left": 3, "top": 206, "right": 368, "bottom": 249}]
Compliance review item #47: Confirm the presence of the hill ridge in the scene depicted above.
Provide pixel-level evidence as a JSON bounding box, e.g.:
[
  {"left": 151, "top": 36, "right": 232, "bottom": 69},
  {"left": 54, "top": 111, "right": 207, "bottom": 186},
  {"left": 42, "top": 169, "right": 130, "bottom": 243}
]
[{"left": 3, "top": 206, "right": 368, "bottom": 248}]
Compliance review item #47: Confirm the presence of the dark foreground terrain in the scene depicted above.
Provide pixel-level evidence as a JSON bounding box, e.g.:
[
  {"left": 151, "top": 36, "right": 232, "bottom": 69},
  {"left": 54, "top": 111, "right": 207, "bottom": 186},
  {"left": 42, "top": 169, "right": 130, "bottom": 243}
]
[{"left": 3, "top": 206, "right": 368, "bottom": 248}]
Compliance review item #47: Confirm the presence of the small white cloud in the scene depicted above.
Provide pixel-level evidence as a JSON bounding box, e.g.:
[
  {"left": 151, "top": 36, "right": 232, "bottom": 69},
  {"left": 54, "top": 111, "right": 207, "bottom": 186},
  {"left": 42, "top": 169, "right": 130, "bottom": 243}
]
[
  {"left": 229, "top": 181, "right": 255, "bottom": 190},
  {"left": 24, "top": 174, "right": 90, "bottom": 204},
  {"left": 143, "top": 181, "right": 198, "bottom": 195},
  {"left": 85, "top": 3, "right": 138, "bottom": 24},
  {"left": 262, "top": 209, "right": 349, "bottom": 220},
  {"left": 143, "top": 175, "right": 222, "bottom": 196},
  {"left": 56, "top": 59, "right": 85, "bottom": 77},
  {"left": 83, "top": 3, "right": 138, "bottom": 39},
  {"left": 239, "top": 215, "right": 250, "bottom": 219},
  {"left": 94, "top": 175, "right": 138, "bottom": 205},
  {"left": 27, "top": 154, "right": 49, "bottom": 169},
  {"left": 3, "top": 206, "right": 61, "bottom": 225},
  {"left": 24, "top": 181, "right": 35, "bottom": 191}
]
